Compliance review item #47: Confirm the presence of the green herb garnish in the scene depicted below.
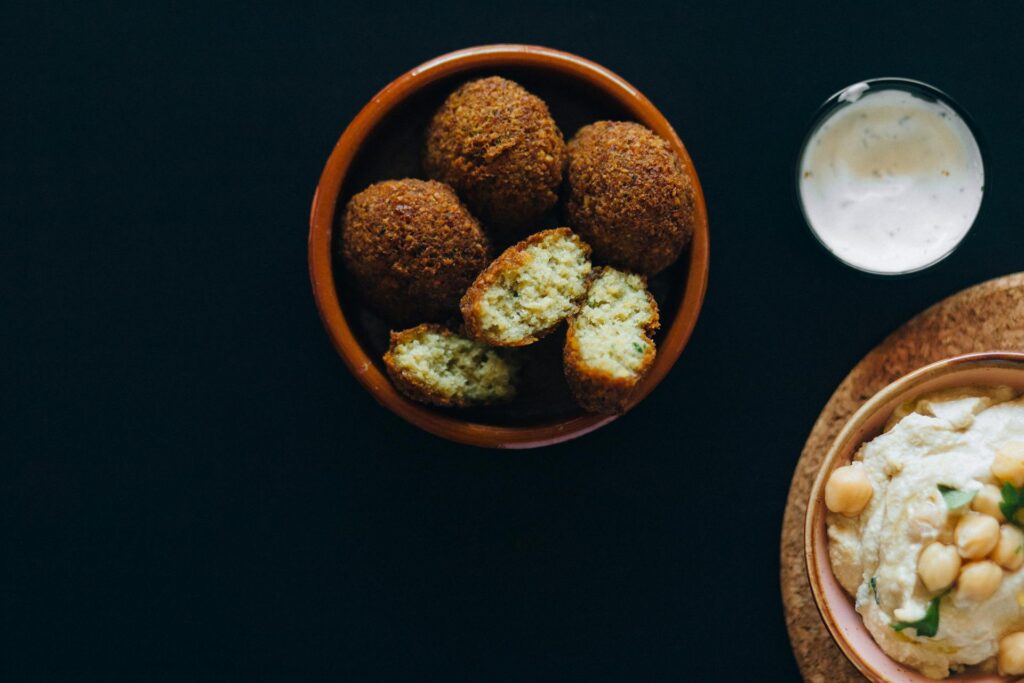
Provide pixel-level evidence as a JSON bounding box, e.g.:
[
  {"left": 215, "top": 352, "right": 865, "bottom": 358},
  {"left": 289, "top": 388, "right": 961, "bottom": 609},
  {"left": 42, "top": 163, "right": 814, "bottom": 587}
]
[
  {"left": 938, "top": 485, "right": 977, "bottom": 511},
  {"left": 632, "top": 342, "right": 645, "bottom": 354},
  {"left": 1001, "top": 482, "right": 1024, "bottom": 526},
  {"left": 869, "top": 577, "right": 880, "bottom": 606},
  {"left": 891, "top": 589, "right": 950, "bottom": 638}
]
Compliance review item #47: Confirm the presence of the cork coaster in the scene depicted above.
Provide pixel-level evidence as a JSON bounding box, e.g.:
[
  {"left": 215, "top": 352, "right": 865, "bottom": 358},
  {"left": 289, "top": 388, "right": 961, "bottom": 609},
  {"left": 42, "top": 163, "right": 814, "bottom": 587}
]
[{"left": 780, "top": 272, "right": 1024, "bottom": 682}]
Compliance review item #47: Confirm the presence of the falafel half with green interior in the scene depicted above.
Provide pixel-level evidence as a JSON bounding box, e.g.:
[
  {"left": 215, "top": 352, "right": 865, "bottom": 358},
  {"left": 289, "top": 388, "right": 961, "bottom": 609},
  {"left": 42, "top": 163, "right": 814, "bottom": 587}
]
[
  {"left": 341, "top": 178, "right": 490, "bottom": 325},
  {"left": 423, "top": 76, "right": 565, "bottom": 237},
  {"left": 566, "top": 121, "right": 695, "bottom": 275}
]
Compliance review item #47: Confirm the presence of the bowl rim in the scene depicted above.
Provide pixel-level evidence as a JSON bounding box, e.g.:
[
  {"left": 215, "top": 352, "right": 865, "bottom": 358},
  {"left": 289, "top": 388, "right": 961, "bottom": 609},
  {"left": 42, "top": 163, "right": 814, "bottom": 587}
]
[
  {"left": 804, "top": 351, "right": 1024, "bottom": 681},
  {"left": 308, "top": 44, "right": 710, "bottom": 449}
]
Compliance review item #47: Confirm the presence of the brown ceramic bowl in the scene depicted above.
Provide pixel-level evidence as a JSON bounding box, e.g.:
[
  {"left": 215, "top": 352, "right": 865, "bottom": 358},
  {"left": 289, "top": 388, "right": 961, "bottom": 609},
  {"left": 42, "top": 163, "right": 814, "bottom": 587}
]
[
  {"left": 805, "top": 352, "right": 1024, "bottom": 682},
  {"left": 308, "top": 45, "right": 709, "bottom": 448}
]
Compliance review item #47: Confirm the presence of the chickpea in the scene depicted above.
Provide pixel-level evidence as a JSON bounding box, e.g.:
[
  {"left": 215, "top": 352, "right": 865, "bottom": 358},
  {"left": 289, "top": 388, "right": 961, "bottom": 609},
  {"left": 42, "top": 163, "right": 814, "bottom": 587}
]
[
  {"left": 972, "top": 483, "right": 1007, "bottom": 522},
  {"left": 992, "top": 441, "right": 1024, "bottom": 488},
  {"left": 917, "top": 543, "right": 961, "bottom": 592},
  {"left": 955, "top": 513, "right": 1000, "bottom": 559},
  {"left": 957, "top": 561, "right": 1003, "bottom": 602},
  {"left": 999, "top": 632, "right": 1024, "bottom": 675},
  {"left": 992, "top": 524, "right": 1024, "bottom": 571},
  {"left": 825, "top": 464, "right": 873, "bottom": 517}
]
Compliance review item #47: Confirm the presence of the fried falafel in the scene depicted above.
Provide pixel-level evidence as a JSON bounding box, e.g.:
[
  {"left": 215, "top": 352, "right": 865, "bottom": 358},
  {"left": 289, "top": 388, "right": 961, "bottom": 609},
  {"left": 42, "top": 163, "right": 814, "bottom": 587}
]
[
  {"left": 565, "top": 121, "right": 695, "bottom": 275},
  {"left": 460, "top": 228, "right": 591, "bottom": 347},
  {"left": 424, "top": 76, "right": 565, "bottom": 236},
  {"left": 341, "top": 179, "right": 490, "bottom": 325},
  {"left": 383, "top": 324, "right": 518, "bottom": 407},
  {"left": 563, "top": 267, "right": 660, "bottom": 414}
]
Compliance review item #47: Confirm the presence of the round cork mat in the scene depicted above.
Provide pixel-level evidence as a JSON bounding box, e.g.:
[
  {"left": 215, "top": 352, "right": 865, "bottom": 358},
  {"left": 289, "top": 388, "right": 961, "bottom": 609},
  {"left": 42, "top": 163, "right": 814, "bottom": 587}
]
[{"left": 780, "top": 272, "right": 1024, "bottom": 682}]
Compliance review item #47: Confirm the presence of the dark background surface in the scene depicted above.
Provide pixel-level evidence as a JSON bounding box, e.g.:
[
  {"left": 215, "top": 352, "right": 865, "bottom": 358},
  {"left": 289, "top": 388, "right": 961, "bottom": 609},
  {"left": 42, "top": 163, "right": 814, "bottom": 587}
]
[{"left": 5, "top": 2, "right": 1023, "bottom": 680}]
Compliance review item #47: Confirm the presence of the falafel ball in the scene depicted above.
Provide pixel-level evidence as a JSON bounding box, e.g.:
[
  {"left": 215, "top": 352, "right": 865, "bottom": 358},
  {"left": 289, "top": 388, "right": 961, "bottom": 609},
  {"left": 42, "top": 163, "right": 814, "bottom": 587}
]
[
  {"left": 341, "top": 179, "right": 490, "bottom": 325},
  {"left": 424, "top": 76, "right": 565, "bottom": 236},
  {"left": 565, "top": 121, "right": 695, "bottom": 275}
]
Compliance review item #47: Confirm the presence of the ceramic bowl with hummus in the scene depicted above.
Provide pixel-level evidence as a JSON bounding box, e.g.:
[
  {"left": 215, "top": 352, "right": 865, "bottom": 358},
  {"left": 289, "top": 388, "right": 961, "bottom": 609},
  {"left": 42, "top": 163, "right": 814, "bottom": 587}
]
[{"left": 806, "top": 353, "right": 1024, "bottom": 682}]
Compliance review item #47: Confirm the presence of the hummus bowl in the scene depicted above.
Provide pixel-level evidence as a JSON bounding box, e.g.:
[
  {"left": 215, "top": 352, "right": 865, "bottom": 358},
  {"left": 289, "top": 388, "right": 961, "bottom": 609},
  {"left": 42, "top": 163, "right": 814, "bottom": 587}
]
[{"left": 806, "top": 352, "right": 1024, "bottom": 682}]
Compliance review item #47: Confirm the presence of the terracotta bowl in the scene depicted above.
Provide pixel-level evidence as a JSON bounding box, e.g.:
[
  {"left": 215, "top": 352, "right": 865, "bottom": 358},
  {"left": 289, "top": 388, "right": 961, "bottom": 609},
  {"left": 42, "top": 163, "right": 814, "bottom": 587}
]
[
  {"left": 805, "top": 351, "right": 1024, "bottom": 682},
  {"left": 308, "top": 45, "right": 709, "bottom": 448}
]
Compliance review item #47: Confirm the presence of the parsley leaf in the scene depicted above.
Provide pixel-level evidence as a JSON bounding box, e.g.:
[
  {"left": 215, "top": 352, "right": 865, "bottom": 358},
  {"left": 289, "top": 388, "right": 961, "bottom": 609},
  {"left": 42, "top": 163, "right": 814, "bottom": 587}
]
[
  {"left": 869, "top": 577, "right": 880, "bottom": 606},
  {"left": 938, "top": 485, "right": 977, "bottom": 510},
  {"left": 1001, "top": 482, "right": 1023, "bottom": 526},
  {"left": 891, "top": 590, "right": 949, "bottom": 638},
  {"left": 632, "top": 342, "right": 645, "bottom": 354}
]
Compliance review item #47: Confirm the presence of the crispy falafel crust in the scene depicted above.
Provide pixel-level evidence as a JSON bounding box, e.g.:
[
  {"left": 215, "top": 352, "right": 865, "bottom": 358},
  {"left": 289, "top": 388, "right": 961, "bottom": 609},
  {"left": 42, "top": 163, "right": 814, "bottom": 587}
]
[
  {"left": 424, "top": 76, "right": 565, "bottom": 235},
  {"left": 460, "top": 227, "right": 591, "bottom": 347},
  {"left": 563, "top": 268, "right": 660, "bottom": 414},
  {"left": 382, "top": 323, "right": 516, "bottom": 408},
  {"left": 566, "top": 121, "right": 695, "bottom": 275},
  {"left": 341, "top": 179, "right": 490, "bottom": 325}
]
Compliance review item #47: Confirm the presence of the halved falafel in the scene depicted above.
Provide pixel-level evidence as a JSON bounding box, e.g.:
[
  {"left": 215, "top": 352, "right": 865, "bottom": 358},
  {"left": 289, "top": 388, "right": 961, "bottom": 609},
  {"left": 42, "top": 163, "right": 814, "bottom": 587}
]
[
  {"left": 383, "top": 324, "right": 518, "bottom": 407},
  {"left": 460, "top": 227, "right": 592, "bottom": 347},
  {"left": 341, "top": 179, "right": 490, "bottom": 325},
  {"left": 424, "top": 76, "right": 565, "bottom": 236},
  {"left": 566, "top": 121, "right": 695, "bottom": 275},
  {"left": 563, "top": 267, "right": 660, "bottom": 414}
]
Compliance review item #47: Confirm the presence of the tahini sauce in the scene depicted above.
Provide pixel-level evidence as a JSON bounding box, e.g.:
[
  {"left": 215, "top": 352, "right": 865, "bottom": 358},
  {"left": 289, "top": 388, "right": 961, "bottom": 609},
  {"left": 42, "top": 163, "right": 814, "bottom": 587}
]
[{"left": 799, "top": 83, "right": 984, "bottom": 274}]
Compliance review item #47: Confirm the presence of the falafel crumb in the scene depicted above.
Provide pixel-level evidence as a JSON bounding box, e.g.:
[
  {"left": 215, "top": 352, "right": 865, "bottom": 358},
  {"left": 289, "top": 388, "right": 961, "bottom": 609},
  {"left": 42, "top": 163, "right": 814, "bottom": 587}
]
[
  {"left": 384, "top": 324, "right": 517, "bottom": 407},
  {"left": 462, "top": 228, "right": 592, "bottom": 346},
  {"left": 564, "top": 267, "right": 659, "bottom": 413}
]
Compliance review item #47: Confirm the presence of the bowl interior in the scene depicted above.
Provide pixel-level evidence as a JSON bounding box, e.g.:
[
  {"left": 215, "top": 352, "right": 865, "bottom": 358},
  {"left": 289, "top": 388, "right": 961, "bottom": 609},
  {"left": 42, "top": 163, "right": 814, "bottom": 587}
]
[
  {"left": 331, "top": 62, "right": 692, "bottom": 429},
  {"left": 808, "top": 354, "right": 1024, "bottom": 682}
]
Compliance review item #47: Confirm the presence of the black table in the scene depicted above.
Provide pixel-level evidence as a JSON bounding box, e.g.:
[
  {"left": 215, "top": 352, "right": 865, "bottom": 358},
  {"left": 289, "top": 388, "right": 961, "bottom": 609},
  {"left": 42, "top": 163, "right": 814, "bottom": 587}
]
[{"left": 6, "top": 2, "right": 1023, "bottom": 680}]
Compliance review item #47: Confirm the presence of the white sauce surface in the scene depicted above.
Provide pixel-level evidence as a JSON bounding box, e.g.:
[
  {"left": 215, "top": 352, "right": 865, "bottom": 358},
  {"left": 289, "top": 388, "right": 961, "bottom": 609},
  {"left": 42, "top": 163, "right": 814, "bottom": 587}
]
[{"left": 800, "top": 84, "right": 984, "bottom": 274}]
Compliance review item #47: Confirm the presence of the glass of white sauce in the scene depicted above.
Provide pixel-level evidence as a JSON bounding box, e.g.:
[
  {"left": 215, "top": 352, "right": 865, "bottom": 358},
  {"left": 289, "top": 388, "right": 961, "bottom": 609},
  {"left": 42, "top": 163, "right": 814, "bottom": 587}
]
[{"left": 797, "top": 78, "right": 985, "bottom": 275}]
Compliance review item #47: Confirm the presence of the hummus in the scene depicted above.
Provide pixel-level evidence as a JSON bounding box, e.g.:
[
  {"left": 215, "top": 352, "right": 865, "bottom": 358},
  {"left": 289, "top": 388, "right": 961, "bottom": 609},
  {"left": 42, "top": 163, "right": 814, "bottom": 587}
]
[{"left": 828, "top": 386, "right": 1024, "bottom": 678}]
